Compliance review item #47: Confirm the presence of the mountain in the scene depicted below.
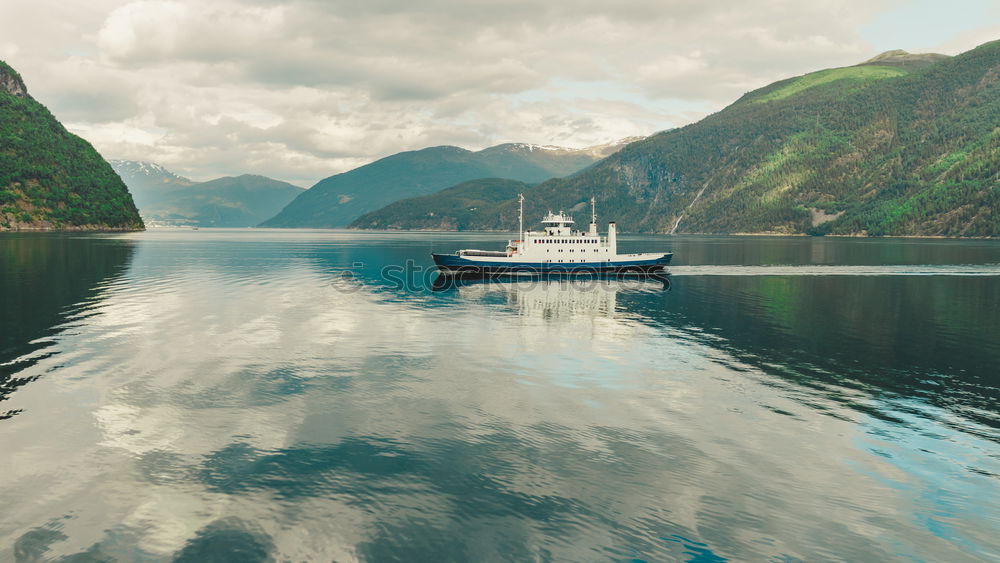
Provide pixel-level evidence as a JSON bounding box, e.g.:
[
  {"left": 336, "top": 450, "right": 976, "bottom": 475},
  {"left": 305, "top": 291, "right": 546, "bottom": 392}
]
[
  {"left": 108, "top": 159, "right": 194, "bottom": 209},
  {"left": 109, "top": 161, "right": 305, "bottom": 227},
  {"left": 365, "top": 41, "right": 999, "bottom": 237},
  {"left": 350, "top": 178, "right": 532, "bottom": 230},
  {"left": 474, "top": 139, "right": 642, "bottom": 179},
  {"left": 0, "top": 61, "right": 143, "bottom": 231},
  {"left": 260, "top": 139, "right": 638, "bottom": 228},
  {"left": 142, "top": 175, "right": 304, "bottom": 227}
]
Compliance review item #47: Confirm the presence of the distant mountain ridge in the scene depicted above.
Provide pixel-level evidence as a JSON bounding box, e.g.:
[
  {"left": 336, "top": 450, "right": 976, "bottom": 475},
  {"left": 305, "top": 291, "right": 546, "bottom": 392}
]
[
  {"left": 0, "top": 61, "right": 143, "bottom": 231},
  {"left": 110, "top": 160, "right": 303, "bottom": 227},
  {"left": 355, "top": 41, "right": 1000, "bottom": 236},
  {"left": 260, "top": 138, "right": 641, "bottom": 228},
  {"left": 109, "top": 159, "right": 194, "bottom": 209}
]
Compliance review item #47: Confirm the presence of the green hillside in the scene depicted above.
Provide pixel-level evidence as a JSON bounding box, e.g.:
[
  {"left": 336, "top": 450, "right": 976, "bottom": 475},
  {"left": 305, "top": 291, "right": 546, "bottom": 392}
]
[
  {"left": 260, "top": 141, "right": 628, "bottom": 228},
  {"left": 0, "top": 61, "right": 143, "bottom": 231},
  {"left": 357, "top": 42, "right": 999, "bottom": 236},
  {"left": 350, "top": 178, "right": 531, "bottom": 230},
  {"left": 751, "top": 65, "right": 907, "bottom": 103}
]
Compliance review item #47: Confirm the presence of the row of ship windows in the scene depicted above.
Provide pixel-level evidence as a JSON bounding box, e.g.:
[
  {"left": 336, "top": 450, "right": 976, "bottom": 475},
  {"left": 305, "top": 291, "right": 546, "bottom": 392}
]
[
  {"left": 536, "top": 239, "right": 597, "bottom": 244},
  {"left": 545, "top": 259, "right": 597, "bottom": 262},
  {"left": 545, "top": 249, "right": 609, "bottom": 252}
]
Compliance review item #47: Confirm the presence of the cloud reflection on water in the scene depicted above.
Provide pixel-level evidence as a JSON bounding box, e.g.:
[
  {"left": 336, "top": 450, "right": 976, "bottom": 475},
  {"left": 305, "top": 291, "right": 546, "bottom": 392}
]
[{"left": 0, "top": 231, "right": 997, "bottom": 561}]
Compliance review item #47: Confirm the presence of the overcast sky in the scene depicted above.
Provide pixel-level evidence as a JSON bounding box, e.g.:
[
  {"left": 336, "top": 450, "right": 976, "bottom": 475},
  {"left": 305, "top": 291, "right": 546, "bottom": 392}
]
[{"left": 2, "top": 0, "right": 997, "bottom": 186}]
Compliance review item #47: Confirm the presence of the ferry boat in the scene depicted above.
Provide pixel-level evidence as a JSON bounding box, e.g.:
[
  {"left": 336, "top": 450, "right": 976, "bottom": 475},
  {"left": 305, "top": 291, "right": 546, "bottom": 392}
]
[{"left": 432, "top": 195, "right": 672, "bottom": 275}]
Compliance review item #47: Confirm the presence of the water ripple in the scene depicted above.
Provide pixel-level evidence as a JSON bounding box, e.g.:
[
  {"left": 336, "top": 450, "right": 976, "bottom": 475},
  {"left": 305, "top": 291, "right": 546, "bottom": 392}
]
[
  {"left": 1, "top": 231, "right": 998, "bottom": 561},
  {"left": 668, "top": 264, "right": 1000, "bottom": 276}
]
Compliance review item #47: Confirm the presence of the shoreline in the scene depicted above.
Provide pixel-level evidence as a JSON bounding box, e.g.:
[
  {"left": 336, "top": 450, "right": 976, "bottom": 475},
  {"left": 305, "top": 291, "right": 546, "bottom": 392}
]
[
  {"left": 0, "top": 225, "right": 145, "bottom": 233},
  {"left": 343, "top": 227, "right": 998, "bottom": 240}
]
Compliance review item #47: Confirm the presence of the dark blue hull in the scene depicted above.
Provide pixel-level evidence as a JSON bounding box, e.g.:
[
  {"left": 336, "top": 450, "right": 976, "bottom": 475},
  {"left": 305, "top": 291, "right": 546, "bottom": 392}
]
[{"left": 432, "top": 253, "right": 672, "bottom": 275}]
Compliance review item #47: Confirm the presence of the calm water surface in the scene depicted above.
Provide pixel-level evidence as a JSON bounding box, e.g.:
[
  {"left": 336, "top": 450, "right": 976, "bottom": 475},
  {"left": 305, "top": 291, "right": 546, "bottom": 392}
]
[{"left": 1, "top": 230, "right": 998, "bottom": 562}]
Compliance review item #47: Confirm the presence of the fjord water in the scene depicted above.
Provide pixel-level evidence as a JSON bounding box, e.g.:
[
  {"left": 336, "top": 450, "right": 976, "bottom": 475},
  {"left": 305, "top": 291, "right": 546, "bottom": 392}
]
[{"left": 1, "top": 231, "right": 998, "bottom": 562}]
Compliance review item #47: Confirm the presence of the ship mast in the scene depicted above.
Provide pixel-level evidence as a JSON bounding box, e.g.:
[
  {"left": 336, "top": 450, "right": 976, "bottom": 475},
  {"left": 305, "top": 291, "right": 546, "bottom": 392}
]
[
  {"left": 589, "top": 196, "right": 598, "bottom": 236},
  {"left": 518, "top": 193, "right": 524, "bottom": 241}
]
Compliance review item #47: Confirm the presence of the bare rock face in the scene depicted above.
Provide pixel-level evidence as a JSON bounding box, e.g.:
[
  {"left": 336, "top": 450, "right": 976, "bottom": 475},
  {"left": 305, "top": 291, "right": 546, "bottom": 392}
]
[
  {"left": 861, "top": 49, "right": 950, "bottom": 68},
  {"left": 0, "top": 62, "right": 28, "bottom": 98}
]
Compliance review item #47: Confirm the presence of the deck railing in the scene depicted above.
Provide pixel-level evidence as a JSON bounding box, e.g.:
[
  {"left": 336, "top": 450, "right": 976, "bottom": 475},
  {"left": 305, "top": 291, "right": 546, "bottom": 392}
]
[{"left": 458, "top": 250, "right": 510, "bottom": 257}]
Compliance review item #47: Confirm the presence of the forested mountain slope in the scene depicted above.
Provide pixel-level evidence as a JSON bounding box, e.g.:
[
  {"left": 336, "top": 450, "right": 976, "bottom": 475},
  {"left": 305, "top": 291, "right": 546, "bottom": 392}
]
[
  {"left": 350, "top": 178, "right": 531, "bottom": 230},
  {"left": 0, "top": 61, "right": 143, "bottom": 231}
]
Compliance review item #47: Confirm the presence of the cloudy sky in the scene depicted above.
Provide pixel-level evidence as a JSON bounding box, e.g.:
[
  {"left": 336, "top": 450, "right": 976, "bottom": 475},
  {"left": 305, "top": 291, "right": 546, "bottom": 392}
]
[{"left": 2, "top": 0, "right": 998, "bottom": 186}]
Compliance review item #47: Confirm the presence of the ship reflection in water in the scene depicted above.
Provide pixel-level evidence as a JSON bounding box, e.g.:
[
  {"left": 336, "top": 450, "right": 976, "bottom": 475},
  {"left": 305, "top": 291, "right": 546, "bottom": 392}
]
[
  {"left": 434, "top": 271, "right": 669, "bottom": 291},
  {"left": 433, "top": 273, "right": 671, "bottom": 322}
]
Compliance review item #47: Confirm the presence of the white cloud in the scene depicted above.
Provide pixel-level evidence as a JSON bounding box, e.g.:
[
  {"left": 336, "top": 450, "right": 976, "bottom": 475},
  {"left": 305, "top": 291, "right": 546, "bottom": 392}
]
[
  {"left": 932, "top": 23, "right": 1000, "bottom": 55},
  {"left": 3, "top": 0, "right": 986, "bottom": 186}
]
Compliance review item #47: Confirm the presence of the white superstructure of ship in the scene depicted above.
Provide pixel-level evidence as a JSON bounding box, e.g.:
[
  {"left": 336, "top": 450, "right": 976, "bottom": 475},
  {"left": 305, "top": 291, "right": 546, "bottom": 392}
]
[{"left": 432, "top": 195, "right": 672, "bottom": 274}]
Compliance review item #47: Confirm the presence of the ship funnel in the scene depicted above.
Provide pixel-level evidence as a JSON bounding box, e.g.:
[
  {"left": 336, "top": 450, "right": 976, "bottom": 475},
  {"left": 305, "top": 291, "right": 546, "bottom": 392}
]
[{"left": 607, "top": 221, "right": 617, "bottom": 253}]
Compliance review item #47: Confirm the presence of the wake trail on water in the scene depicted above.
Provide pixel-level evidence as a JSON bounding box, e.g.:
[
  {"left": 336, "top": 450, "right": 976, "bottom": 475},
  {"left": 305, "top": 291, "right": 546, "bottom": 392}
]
[{"left": 665, "top": 264, "right": 1000, "bottom": 276}]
